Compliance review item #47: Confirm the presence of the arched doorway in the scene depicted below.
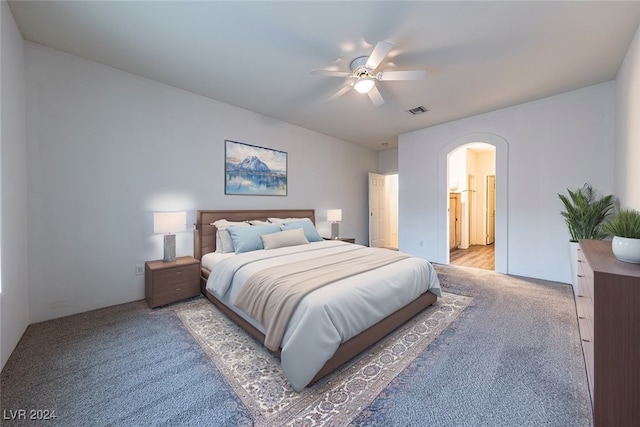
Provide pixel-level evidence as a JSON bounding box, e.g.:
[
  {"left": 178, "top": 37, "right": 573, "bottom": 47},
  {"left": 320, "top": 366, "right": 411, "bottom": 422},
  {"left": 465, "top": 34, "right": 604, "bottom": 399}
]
[
  {"left": 447, "top": 143, "right": 496, "bottom": 270},
  {"left": 437, "top": 133, "right": 508, "bottom": 274}
]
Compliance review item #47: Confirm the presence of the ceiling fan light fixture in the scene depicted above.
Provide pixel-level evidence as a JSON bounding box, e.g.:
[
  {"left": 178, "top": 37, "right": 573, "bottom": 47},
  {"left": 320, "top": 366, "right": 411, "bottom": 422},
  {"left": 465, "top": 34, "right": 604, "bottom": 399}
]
[{"left": 353, "top": 77, "right": 375, "bottom": 94}]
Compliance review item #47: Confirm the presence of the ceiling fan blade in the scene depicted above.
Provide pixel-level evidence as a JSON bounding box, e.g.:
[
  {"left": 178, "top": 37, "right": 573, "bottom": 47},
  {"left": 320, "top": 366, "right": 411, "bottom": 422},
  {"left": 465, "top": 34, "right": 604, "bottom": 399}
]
[
  {"left": 365, "top": 41, "right": 394, "bottom": 71},
  {"left": 324, "top": 85, "right": 352, "bottom": 103},
  {"left": 377, "top": 70, "right": 426, "bottom": 81},
  {"left": 311, "top": 69, "right": 353, "bottom": 78},
  {"left": 367, "top": 85, "right": 385, "bottom": 107}
]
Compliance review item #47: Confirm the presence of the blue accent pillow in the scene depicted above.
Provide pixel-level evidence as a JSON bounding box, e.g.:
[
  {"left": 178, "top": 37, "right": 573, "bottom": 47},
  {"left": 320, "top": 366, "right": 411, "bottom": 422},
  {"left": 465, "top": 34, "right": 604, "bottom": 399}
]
[
  {"left": 228, "top": 225, "right": 282, "bottom": 253},
  {"left": 281, "top": 219, "right": 322, "bottom": 242}
]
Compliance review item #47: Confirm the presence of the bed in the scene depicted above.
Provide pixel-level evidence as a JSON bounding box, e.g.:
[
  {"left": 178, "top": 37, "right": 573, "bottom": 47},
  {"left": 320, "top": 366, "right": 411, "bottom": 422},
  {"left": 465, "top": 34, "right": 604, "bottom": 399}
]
[{"left": 193, "top": 209, "right": 441, "bottom": 391}]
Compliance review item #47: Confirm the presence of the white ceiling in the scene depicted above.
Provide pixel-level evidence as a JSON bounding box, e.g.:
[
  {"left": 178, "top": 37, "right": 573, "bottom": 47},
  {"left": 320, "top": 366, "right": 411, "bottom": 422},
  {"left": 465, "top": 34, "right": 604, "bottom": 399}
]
[{"left": 8, "top": 1, "right": 640, "bottom": 151}]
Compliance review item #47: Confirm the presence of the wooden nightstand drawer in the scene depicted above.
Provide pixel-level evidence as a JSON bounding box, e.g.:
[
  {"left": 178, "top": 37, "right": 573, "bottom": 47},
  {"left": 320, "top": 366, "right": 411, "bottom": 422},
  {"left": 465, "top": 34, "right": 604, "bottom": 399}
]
[
  {"left": 145, "top": 256, "right": 201, "bottom": 308},
  {"left": 152, "top": 281, "right": 200, "bottom": 307},
  {"left": 153, "top": 265, "right": 199, "bottom": 288}
]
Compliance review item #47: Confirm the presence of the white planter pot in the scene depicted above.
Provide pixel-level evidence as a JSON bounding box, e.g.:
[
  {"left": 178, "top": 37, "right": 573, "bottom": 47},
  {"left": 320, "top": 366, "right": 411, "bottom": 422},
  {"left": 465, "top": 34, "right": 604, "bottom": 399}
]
[{"left": 611, "top": 236, "right": 640, "bottom": 264}]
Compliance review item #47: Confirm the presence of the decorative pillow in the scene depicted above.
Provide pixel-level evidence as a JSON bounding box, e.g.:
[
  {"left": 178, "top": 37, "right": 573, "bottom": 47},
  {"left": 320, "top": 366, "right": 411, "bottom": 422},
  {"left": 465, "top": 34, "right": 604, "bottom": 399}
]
[
  {"left": 281, "top": 218, "right": 322, "bottom": 242},
  {"left": 211, "top": 220, "right": 251, "bottom": 253},
  {"left": 228, "top": 225, "right": 282, "bottom": 253},
  {"left": 261, "top": 228, "right": 309, "bottom": 250}
]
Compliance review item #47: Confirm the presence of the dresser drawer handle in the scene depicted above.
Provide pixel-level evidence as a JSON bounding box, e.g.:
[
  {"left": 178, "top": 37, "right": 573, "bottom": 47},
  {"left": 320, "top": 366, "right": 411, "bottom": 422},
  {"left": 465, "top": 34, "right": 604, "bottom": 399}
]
[
  {"left": 175, "top": 287, "right": 182, "bottom": 291},
  {"left": 577, "top": 274, "right": 584, "bottom": 278},
  {"left": 582, "top": 338, "right": 590, "bottom": 343},
  {"left": 578, "top": 316, "right": 585, "bottom": 319}
]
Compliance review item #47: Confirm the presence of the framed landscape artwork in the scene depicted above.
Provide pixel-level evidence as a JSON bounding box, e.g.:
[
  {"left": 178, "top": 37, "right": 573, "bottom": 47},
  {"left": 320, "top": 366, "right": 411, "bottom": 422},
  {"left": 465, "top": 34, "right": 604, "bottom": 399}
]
[{"left": 224, "top": 140, "right": 288, "bottom": 196}]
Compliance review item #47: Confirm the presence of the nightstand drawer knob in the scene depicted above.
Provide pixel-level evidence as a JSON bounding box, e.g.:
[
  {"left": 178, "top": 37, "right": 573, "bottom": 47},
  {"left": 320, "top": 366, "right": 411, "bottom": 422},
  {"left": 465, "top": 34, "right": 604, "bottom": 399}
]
[{"left": 582, "top": 338, "right": 590, "bottom": 343}]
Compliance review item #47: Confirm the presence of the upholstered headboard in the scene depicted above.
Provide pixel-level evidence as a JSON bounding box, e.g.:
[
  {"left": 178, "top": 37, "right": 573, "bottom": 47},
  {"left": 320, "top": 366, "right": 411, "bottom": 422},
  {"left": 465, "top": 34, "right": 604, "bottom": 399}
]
[{"left": 193, "top": 209, "right": 316, "bottom": 259}]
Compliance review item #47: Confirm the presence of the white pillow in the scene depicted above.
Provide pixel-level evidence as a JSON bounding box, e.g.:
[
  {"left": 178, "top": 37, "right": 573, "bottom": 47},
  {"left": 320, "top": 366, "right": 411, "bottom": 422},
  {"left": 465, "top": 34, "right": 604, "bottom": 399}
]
[
  {"left": 216, "top": 230, "right": 235, "bottom": 253},
  {"left": 211, "top": 219, "right": 250, "bottom": 229},
  {"left": 261, "top": 228, "right": 309, "bottom": 250},
  {"left": 211, "top": 219, "right": 250, "bottom": 253}
]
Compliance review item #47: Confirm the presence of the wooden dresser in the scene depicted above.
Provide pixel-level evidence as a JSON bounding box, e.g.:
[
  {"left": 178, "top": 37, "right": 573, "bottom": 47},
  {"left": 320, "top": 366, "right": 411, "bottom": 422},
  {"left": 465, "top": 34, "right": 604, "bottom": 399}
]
[
  {"left": 145, "top": 256, "right": 200, "bottom": 308},
  {"left": 576, "top": 239, "right": 640, "bottom": 426}
]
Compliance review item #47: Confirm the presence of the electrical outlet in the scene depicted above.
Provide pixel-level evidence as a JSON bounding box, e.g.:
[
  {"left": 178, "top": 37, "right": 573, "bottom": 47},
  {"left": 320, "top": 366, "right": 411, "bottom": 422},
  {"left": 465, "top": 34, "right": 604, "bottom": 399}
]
[{"left": 135, "top": 264, "right": 144, "bottom": 275}]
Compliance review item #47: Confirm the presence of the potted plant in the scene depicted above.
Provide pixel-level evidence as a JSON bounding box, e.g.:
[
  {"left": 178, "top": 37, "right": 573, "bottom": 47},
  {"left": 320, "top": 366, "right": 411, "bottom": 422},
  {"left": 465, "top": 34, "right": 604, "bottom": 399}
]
[
  {"left": 558, "top": 183, "right": 615, "bottom": 292},
  {"left": 602, "top": 208, "right": 640, "bottom": 263}
]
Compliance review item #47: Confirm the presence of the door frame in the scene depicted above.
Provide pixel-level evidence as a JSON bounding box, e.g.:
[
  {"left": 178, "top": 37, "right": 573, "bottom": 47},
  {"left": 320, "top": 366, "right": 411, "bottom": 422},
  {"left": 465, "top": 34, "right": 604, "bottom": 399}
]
[{"left": 438, "top": 133, "right": 508, "bottom": 274}]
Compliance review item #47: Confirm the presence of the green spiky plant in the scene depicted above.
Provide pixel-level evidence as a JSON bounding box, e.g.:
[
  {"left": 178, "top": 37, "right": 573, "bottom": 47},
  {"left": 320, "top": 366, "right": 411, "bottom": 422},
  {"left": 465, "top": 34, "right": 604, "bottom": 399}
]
[
  {"left": 602, "top": 208, "right": 640, "bottom": 239},
  {"left": 558, "top": 184, "right": 615, "bottom": 242}
]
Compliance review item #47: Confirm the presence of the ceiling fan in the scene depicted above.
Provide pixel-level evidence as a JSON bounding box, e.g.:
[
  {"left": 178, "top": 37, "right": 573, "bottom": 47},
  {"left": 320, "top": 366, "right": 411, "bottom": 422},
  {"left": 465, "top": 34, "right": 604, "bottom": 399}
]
[{"left": 311, "top": 41, "right": 425, "bottom": 107}]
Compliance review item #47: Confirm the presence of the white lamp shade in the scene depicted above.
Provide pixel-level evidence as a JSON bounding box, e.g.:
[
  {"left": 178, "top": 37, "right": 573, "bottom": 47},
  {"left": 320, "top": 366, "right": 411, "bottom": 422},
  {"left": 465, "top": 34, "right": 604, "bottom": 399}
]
[
  {"left": 327, "top": 209, "right": 342, "bottom": 222},
  {"left": 154, "top": 212, "right": 187, "bottom": 234}
]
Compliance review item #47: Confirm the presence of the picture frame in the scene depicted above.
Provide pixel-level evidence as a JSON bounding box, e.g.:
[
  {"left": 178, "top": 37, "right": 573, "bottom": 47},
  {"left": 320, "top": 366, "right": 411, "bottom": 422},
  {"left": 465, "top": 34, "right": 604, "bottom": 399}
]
[{"left": 224, "top": 140, "right": 287, "bottom": 196}]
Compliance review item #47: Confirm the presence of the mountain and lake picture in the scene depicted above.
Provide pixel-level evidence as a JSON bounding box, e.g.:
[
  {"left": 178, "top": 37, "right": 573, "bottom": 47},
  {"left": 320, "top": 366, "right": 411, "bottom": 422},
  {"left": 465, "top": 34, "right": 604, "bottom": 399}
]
[{"left": 225, "top": 140, "right": 287, "bottom": 196}]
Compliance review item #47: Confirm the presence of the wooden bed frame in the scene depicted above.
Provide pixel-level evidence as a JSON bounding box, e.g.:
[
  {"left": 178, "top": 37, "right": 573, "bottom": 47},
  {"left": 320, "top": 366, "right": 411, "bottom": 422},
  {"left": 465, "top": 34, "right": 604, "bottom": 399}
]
[{"left": 193, "top": 209, "right": 438, "bottom": 387}]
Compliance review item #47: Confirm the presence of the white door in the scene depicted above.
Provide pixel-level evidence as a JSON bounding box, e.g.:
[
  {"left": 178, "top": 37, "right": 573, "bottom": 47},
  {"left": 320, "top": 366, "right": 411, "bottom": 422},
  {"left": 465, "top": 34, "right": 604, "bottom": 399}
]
[
  {"left": 388, "top": 174, "right": 399, "bottom": 249},
  {"left": 369, "top": 172, "right": 386, "bottom": 247}
]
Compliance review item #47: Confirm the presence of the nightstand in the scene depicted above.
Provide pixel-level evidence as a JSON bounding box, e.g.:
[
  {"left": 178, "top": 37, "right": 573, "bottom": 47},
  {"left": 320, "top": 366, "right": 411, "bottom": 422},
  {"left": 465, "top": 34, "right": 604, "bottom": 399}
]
[
  {"left": 323, "top": 237, "right": 356, "bottom": 244},
  {"left": 145, "top": 256, "right": 200, "bottom": 308}
]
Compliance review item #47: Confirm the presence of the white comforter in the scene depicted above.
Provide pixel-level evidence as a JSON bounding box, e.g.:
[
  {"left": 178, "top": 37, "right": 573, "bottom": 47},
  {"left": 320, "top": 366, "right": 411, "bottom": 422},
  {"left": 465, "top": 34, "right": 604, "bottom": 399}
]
[{"left": 205, "top": 240, "right": 441, "bottom": 391}]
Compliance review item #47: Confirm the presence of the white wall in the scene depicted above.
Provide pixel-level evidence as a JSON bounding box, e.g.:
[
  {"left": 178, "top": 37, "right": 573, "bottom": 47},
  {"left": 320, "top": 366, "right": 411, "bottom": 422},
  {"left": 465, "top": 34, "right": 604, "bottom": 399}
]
[
  {"left": 399, "top": 82, "right": 615, "bottom": 284},
  {"left": 378, "top": 148, "right": 398, "bottom": 173},
  {"left": 615, "top": 24, "right": 640, "bottom": 210},
  {"left": 448, "top": 148, "right": 466, "bottom": 193},
  {"left": 1, "top": 1, "right": 29, "bottom": 369},
  {"left": 25, "top": 43, "right": 377, "bottom": 322}
]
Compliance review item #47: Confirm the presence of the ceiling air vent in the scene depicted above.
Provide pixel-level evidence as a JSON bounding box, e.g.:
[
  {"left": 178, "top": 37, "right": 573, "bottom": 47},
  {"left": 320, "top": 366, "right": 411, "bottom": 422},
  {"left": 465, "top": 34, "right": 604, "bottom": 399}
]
[{"left": 407, "top": 106, "right": 430, "bottom": 115}]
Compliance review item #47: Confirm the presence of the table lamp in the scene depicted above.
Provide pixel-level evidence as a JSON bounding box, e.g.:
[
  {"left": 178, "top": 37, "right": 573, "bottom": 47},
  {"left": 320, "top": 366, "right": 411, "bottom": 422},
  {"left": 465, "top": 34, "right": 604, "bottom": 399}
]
[
  {"left": 327, "top": 209, "right": 342, "bottom": 239},
  {"left": 154, "top": 211, "right": 187, "bottom": 262}
]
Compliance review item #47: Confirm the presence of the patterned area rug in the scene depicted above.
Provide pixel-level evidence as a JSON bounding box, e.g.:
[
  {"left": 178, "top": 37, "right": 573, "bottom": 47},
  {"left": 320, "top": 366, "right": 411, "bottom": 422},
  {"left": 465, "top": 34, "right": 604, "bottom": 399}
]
[{"left": 175, "top": 292, "right": 472, "bottom": 426}]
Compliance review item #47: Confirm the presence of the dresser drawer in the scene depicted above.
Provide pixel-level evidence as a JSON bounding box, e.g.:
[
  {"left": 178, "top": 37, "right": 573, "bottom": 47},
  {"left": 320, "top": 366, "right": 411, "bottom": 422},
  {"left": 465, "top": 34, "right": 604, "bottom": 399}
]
[
  {"left": 582, "top": 337, "right": 594, "bottom": 399},
  {"left": 575, "top": 293, "right": 593, "bottom": 325},
  {"left": 577, "top": 275, "right": 592, "bottom": 300},
  {"left": 577, "top": 312, "right": 593, "bottom": 343},
  {"left": 577, "top": 251, "right": 594, "bottom": 299}
]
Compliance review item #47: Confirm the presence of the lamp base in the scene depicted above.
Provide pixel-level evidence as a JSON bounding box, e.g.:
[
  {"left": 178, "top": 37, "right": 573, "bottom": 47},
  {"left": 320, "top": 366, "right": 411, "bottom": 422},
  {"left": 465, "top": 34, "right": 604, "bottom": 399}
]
[
  {"left": 163, "top": 234, "right": 176, "bottom": 262},
  {"left": 331, "top": 222, "right": 340, "bottom": 240}
]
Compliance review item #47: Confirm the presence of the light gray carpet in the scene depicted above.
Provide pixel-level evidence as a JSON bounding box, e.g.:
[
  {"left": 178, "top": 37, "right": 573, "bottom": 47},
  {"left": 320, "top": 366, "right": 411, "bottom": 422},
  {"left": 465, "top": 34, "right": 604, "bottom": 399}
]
[{"left": 1, "top": 264, "right": 592, "bottom": 426}]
